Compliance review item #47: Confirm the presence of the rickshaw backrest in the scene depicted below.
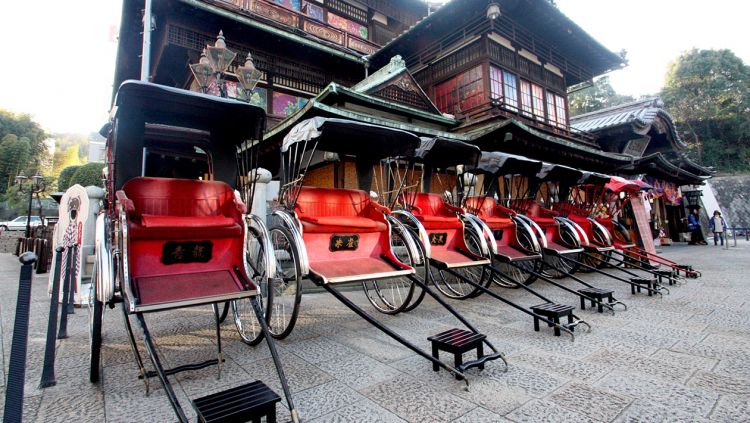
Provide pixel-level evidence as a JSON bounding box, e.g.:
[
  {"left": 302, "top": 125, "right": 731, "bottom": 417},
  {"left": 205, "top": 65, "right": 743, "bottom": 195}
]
[
  {"left": 295, "top": 187, "right": 370, "bottom": 217},
  {"left": 122, "top": 177, "right": 238, "bottom": 219},
  {"left": 411, "top": 193, "right": 451, "bottom": 216},
  {"left": 464, "top": 196, "right": 497, "bottom": 218}
]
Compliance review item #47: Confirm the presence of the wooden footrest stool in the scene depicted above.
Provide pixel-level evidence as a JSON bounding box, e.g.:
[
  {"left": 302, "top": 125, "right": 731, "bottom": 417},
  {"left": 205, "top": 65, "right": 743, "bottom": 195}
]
[
  {"left": 653, "top": 269, "right": 677, "bottom": 286},
  {"left": 578, "top": 287, "right": 614, "bottom": 313},
  {"left": 630, "top": 277, "right": 656, "bottom": 296},
  {"left": 530, "top": 303, "right": 575, "bottom": 336},
  {"left": 428, "top": 328, "right": 487, "bottom": 379},
  {"left": 674, "top": 264, "right": 699, "bottom": 278},
  {"left": 192, "top": 380, "right": 281, "bottom": 423}
]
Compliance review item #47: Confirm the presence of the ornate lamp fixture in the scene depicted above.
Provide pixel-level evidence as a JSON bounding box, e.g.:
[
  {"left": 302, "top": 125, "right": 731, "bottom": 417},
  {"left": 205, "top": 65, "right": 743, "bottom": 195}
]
[
  {"left": 189, "top": 49, "right": 214, "bottom": 94},
  {"left": 486, "top": 2, "right": 501, "bottom": 20},
  {"left": 236, "top": 53, "right": 263, "bottom": 101},
  {"left": 15, "top": 171, "right": 45, "bottom": 238}
]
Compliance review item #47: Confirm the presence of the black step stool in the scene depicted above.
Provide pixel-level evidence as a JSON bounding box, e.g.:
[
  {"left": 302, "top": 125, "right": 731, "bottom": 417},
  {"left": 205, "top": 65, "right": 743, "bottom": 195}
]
[
  {"left": 577, "top": 287, "right": 614, "bottom": 313},
  {"left": 630, "top": 277, "right": 656, "bottom": 296},
  {"left": 530, "top": 303, "right": 575, "bottom": 336},
  {"left": 653, "top": 269, "right": 677, "bottom": 286},
  {"left": 192, "top": 380, "right": 281, "bottom": 423},
  {"left": 428, "top": 328, "right": 486, "bottom": 379},
  {"left": 675, "top": 264, "right": 699, "bottom": 278}
]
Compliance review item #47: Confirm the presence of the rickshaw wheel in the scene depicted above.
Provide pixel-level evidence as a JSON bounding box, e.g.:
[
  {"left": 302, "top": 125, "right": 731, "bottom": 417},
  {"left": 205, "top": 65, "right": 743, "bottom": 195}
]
[
  {"left": 493, "top": 224, "right": 542, "bottom": 287},
  {"left": 362, "top": 227, "right": 417, "bottom": 314},
  {"left": 580, "top": 225, "right": 612, "bottom": 270},
  {"left": 541, "top": 253, "right": 579, "bottom": 278},
  {"left": 400, "top": 230, "right": 428, "bottom": 312},
  {"left": 491, "top": 258, "right": 542, "bottom": 288},
  {"left": 88, "top": 256, "right": 104, "bottom": 383},
  {"left": 267, "top": 226, "right": 302, "bottom": 339},
  {"left": 232, "top": 226, "right": 271, "bottom": 346},
  {"left": 432, "top": 231, "right": 487, "bottom": 300}
]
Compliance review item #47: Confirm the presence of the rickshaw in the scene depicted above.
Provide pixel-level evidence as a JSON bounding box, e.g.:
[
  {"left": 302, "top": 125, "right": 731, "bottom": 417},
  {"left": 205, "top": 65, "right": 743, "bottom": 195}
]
[
  {"left": 89, "top": 81, "right": 298, "bottom": 422},
  {"left": 559, "top": 174, "right": 684, "bottom": 286},
  {"left": 599, "top": 177, "right": 700, "bottom": 279},
  {"left": 462, "top": 152, "right": 624, "bottom": 316},
  {"left": 265, "top": 117, "right": 505, "bottom": 383},
  {"left": 509, "top": 164, "right": 664, "bottom": 297},
  {"left": 384, "top": 140, "right": 591, "bottom": 338}
]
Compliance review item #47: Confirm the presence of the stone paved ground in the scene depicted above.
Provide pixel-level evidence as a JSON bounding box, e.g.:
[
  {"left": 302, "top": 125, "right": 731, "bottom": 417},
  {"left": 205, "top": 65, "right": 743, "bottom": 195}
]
[{"left": 0, "top": 242, "right": 749, "bottom": 422}]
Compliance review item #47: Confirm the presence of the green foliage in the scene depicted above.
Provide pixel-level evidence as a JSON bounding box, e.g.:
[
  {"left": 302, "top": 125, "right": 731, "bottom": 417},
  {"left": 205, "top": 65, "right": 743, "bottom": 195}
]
[
  {"left": 69, "top": 162, "right": 104, "bottom": 188},
  {"left": 57, "top": 165, "right": 81, "bottom": 191},
  {"left": 52, "top": 144, "right": 84, "bottom": 177},
  {"left": 662, "top": 49, "right": 750, "bottom": 172},
  {"left": 569, "top": 76, "right": 635, "bottom": 116},
  {"left": 0, "top": 110, "right": 48, "bottom": 196}
]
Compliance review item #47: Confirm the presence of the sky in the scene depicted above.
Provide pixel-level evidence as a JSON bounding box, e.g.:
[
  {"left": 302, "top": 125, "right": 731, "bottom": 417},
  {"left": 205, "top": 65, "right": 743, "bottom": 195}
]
[{"left": 0, "top": 0, "right": 748, "bottom": 135}]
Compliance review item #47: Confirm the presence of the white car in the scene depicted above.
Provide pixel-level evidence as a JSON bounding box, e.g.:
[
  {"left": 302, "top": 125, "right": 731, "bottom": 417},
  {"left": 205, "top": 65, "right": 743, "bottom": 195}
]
[{"left": 0, "top": 216, "right": 43, "bottom": 232}]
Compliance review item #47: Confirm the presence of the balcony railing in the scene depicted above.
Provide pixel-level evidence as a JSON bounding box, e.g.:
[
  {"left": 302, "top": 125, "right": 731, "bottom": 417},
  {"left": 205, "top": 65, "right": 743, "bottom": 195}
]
[
  {"left": 215, "top": 0, "right": 380, "bottom": 55},
  {"left": 462, "top": 97, "right": 597, "bottom": 146}
]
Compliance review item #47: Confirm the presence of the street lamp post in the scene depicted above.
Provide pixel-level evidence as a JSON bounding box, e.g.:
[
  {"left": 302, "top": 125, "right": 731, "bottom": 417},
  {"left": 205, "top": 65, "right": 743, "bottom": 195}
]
[
  {"left": 190, "top": 31, "right": 262, "bottom": 101},
  {"left": 15, "top": 171, "right": 45, "bottom": 238}
]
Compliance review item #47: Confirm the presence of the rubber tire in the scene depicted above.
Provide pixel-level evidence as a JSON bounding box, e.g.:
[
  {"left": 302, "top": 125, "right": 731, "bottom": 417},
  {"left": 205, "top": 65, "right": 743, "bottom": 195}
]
[
  {"left": 362, "top": 227, "right": 417, "bottom": 315},
  {"left": 89, "top": 268, "right": 103, "bottom": 383},
  {"left": 267, "top": 226, "right": 302, "bottom": 340}
]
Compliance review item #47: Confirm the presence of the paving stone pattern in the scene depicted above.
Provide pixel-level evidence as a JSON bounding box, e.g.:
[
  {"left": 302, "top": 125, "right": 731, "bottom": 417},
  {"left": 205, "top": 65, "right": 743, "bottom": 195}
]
[{"left": 1, "top": 243, "right": 749, "bottom": 422}]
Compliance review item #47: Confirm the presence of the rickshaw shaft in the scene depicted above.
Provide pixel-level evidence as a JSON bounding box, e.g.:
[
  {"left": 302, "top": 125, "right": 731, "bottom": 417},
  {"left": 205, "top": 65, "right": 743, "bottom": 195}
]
[
  {"left": 440, "top": 267, "right": 575, "bottom": 339},
  {"left": 560, "top": 256, "right": 661, "bottom": 295},
  {"left": 322, "top": 282, "right": 469, "bottom": 385},
  {"left": 505, "top": 262, "right": 615, "bottom": 314}
]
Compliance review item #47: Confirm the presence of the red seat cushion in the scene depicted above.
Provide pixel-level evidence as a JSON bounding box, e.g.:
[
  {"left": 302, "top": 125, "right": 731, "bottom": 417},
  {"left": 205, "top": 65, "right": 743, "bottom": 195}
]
[
  {"left": 141, "top": 214, "right": 235, "bottom": 228},
  {"left": 295, "top": 187, "right": 387, "bottom": 233},
  {"left": 416, "top": 214, "right": 463, "bottom": 229},
  {"left": 129, "top": 222, "right": 242, "bottom": 240},
  {"left": 300, "top": 216, "right": 387, "bottom": 233},
  {"left": 482, "top": 216, "right": 514, "bottom": 227}
]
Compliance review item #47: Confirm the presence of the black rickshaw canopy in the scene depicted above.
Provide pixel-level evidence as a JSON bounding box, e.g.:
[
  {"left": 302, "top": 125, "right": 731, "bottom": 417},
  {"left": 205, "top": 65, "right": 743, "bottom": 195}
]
[
  {"left": 282, "top": 117, "right": 420, "bottom": 160},
  {"left": 536, "top": 163, "right": 584, "bottom": 184},
  {"left": 577, "top": 171, "right": 612, "bottom": 186},
  {"left": 110, "top": 80, "right": 266, "bottom": 190},
  {"left": 473, "top": 151, "right": 544, "bottom": 176},
  {"left": 413, "top": 137, "right": 481, "bottom": 168}
]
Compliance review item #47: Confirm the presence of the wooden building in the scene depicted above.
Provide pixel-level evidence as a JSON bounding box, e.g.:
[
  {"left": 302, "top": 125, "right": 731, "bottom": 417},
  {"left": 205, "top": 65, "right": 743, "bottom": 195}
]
[{"left": 112, "top": 0, "right": 712, "bottom": 190}]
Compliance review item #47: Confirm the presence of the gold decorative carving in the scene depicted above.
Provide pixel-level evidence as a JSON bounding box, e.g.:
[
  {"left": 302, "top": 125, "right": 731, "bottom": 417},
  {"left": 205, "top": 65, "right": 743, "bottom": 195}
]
[
  {"left": 347, "top": 37, "right": 377, "bottom": 54},
  {"left": 249, "top": 0, "right": 299, "bottom": 27},
  {"left": 303, "top": 20, "right": 345, "bottom": 45}
]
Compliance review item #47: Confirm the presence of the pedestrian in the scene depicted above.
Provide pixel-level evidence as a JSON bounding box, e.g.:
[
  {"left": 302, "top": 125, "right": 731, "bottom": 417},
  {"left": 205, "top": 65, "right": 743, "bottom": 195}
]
[
  {"left": 687, "top": 207, "right": 707, "bottom": 245},
  {"left": 709, "top": 210, "right": 728, "bottom": 246}
]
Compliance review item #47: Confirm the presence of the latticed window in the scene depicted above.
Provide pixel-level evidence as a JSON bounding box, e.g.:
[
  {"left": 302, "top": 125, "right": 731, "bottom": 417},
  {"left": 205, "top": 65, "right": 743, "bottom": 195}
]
[
  {"left": 490, "top": 66, "right": 518, "bottom": 111},
  {"left": 520, "top": 80, "right": 544, "bottom": 120},
  {"left": 434, "top": 65, "right": 484, "bottom": 114}
]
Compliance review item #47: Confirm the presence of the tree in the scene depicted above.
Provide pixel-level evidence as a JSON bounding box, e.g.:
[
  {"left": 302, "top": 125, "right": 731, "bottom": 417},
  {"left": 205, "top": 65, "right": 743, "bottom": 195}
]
[
  {"left": 569, "top": 76, "right": 635, "bottom": 116},
  {"left": 662, "top": 49, "right": 750, "bottom": 172},
  {"left": 52, "top": 144, "right": 84, "bottom": 177},
  {"left": 0, "top": 134, "right": 32, "bottom": 193},
  {"left": 57, "top": 165, "right": 81, "bottom": 192},
  {"left": 69, "top": 162, "right": 105, "bottom": 188}
]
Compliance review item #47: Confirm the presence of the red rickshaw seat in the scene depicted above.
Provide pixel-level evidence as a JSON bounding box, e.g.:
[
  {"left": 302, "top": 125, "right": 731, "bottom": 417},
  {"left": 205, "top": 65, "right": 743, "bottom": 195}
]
[
  {"left": 117, "top": 177, "right": 254, "bottom": 311},
  {"left": 295, "top": 187, "right": 388, "bottom": 233}
]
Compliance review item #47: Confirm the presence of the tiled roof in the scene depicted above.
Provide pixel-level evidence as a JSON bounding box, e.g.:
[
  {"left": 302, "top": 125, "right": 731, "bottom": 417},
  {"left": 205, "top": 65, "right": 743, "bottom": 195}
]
[{"left": 570, "top": 97, "right": 687, "bottom": 148}]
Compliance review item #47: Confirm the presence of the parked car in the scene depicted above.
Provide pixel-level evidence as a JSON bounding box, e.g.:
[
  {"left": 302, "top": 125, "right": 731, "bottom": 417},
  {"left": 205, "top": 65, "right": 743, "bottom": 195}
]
[{"left": 0, "top": 216, "right": 44, "bottom": 232}]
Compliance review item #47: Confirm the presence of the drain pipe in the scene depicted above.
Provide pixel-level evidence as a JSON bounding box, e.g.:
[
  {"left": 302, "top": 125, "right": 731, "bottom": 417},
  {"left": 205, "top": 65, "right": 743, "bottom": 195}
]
[
  {"left": 141, "top": 0, "right": 153, "bottom": 81},
  {"left": 363, "top": 55, "right": 370, "bottom": 78}
]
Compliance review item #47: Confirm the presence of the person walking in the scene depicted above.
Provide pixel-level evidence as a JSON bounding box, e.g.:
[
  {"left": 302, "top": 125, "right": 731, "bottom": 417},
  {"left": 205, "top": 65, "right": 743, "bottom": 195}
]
[
  {"left": 709, "top": 210, "right": 728, "bottom": 246},
  {"left": 687, "top": 207, "right": 707, "bottom": 245}
]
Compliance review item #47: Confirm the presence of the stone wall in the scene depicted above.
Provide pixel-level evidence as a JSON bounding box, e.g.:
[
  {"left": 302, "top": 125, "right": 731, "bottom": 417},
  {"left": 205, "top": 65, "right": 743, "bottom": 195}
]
[{"left": 709, "top": 174, "right": 750, "bottom": 228}]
